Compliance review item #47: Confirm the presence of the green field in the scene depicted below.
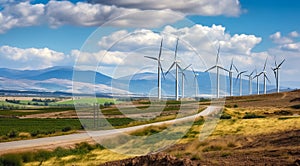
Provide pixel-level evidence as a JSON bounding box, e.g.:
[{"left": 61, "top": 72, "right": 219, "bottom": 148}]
[{"left": 56, "top": 98, "right": 117, "bottom": 105}]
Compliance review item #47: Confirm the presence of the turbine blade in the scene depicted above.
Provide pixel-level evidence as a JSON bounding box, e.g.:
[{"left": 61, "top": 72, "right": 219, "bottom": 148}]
[
  {"left": 183, "top": 64, "right": 192, "bottom": 71},
  {"left": 263, "top": 57, "right": 268, "bottom": 71},
  {"left": 233, "top": 64, "right": 239, "bottom": 73},
  {"left": 241, "top": 70, "right": 247, "bottom": 74},
  {"left": 250, "top": 70, "right": 254, "bottom": 76},
  {"left": 159, "top": 61, "right": 166, "bottom": 80},
  {"left": 158, "top": 38, "right": 163, "bottom": 59},
  {"left": 230, "top": 58, "right": 234, "bottom": 70},
  {"left": 166, "top": 62, "right": 176, "bottom": 75},
  {"left": 265, "top": 74, "right": 271, "bottom": 83},
  {"left": 216, "top": 44, "right": 220, "bottom": 65},
  {"left": 144, "top": 56, "right": 157, "bottom": 61},
  {"left": 204, "top": 66, "right": 216, "bottom": 72},
  {"left": 174, "top": 38, "right": 179, "bottom": 60},
  {"left": 219, "top": 66, "right": 230, "bottom": 73},
  {"left": 278, "top": 59, "right": 285, "bottom": 68}
]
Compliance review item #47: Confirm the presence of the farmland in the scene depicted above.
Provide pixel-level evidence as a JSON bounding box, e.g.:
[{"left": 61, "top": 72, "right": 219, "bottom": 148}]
[{"left": 0, "top": 90, "right": 300, "bottom": 165}]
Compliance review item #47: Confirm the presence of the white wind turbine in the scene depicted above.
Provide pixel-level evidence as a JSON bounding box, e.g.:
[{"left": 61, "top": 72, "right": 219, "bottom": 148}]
[
  {"left": 144, "top": 38, "right": 165, "bottom": 100},
  {"left": 205, "top": 45, "right": 230, "bottom": 98},
  {"left": 228, "top": 58, "right": 235, "bottom": 96},
  {"left": 253, "top": 68, "right": 262, "bottom": 95},
  {"left": 260, "top": 58, "right": 271, "bottom": 94},
  {"left": 166, "top": 38, "right": 181, "bottom": 101},
  {"left": 233, "top": 64, "right": 247, "bottom": 96},
  {"left": 179, "top": 64, "right": 192, "bottom": 99},
  {"left": 191, "top": 67, "right": 199, "bottom": 98},
  {"left": 244, "top": 70, "right": 255, "bottom": 95},
  {"left": 271, "top": 58, "right": 285, "bottom": 93}
]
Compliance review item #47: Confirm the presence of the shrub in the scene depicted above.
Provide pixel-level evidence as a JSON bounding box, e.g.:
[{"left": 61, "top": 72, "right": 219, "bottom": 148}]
[
  {"left": 62, "top": 126, "right": 72, "bottom": 132},
  {"left": 243, "top": 113, "right": 265, "bottom": 119},
  {"left": 291, "top": 104, "right": 300, "bottom": 109},
  {"left": 220, "top": 113, "right": 232, "bottom": 119},
  {"left": 7, "top": 130, "right": 18, "bottom": 138},
  {"left": 202, "top": 145, "right": 222, "bottom": 152},
  {"left": 233, "top": 104, "right": 238, "bottom": 108},
  {"left": 0, "top": 154, "right": 23, "bottom": 166}
]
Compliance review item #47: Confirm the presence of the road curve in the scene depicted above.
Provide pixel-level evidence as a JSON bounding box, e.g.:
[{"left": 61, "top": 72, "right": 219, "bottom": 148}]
[{"left": 0, "top": 106, "right": 221, "bottom": 154}]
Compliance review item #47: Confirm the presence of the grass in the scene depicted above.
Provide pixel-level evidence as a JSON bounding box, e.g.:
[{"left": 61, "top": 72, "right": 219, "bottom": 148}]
[
  {"left": 0, "top": 118, "right": 82, "bottom": 142},
  {"left": 56, "top": 98, "right": 117, "bottom": 105},
  {"left": 0, "top": 142, "right": 129, "bottom": 166}
]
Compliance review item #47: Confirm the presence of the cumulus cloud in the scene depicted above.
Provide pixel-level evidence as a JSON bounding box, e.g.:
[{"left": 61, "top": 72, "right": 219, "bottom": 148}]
[
  {"left": 0, "top": 0, "right": 242, "bottom": 33},
  {"left": 0, "top": 1, "right": 44, "bottom": 33},
  {"left": 89, "top": 0, "right": 242, "bottom": 16},
  {"left": 289, "top": 31, "right": 300, "bottom": 38},
  {"left": 270, "top": 32, "right": 293, "bottom": 44},
  {"left": 75, "top": 24, "right": 262, "bottom": 78},
  {"left": 0, "top": 45, "right": 76, "bottom": 69}
]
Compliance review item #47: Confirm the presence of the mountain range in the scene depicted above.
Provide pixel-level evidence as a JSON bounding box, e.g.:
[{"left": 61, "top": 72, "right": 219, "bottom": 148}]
[{"left": 0, "top": 66, "right": 289, "bottom": 98}]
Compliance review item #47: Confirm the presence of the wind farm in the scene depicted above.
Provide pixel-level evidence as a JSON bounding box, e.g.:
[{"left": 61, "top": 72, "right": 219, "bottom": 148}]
[{"left": 1, "top": 1, "right": 299, "bottom": 165}]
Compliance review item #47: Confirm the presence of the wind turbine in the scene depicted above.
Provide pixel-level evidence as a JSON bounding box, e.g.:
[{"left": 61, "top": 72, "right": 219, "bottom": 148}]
[
  {"left": 244, "top": 70, "right": 255, "bottom": 95},
  {"left": 253, "top": 68, "right": 262, "bottom": 95},
  {"left": 271, "top": 58, "right": 285, "bottom": 93},
  {"left": 144, "top": 38, "right": 165, "bottom": 100},
  {"left": 260, "top": 58, "right": 271, "bottom": 94},
  {"left": 228, "top": 58, "right": 235, "bottom": 96},
  {"left": 191, "top": 67, "right": 199, "bottom": 98},
  {"left": 205, "top": 45, "right": 230, "bottom": 98},
  {"left": 166, "top": 38, "right": 181, "bottom": 101},
  {"left": 233, "top": 65, "right": 247, "bottom": 96},
  {"left": 179, "top": 64, "right": 192, "bottom": 99}
]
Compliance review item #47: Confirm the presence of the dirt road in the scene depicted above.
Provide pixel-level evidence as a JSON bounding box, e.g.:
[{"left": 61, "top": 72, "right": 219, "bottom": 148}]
[{"left": 0, "top": 106, "right": 220, "bottom": 155}]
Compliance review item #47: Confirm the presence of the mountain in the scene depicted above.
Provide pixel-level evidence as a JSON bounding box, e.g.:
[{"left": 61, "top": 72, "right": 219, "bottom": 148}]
[{"left": 0, "top": 66, "right": 289, "bottom": 97}]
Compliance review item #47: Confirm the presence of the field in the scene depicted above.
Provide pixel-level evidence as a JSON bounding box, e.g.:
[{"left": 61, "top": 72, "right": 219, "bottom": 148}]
[{"left": 0, "top": 90, "right": 300, "bottom": 165}]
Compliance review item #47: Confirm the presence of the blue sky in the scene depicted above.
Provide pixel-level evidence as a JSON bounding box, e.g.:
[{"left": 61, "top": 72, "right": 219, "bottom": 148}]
[{"left": 0, "top": 0, "right": 299, "bottom": 88}]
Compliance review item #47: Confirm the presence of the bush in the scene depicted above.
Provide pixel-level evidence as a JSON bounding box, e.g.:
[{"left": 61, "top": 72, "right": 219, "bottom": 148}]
[
  {"left": 7, "top": 130, "right": 18, "bottom": 138},
  {"left": 233, "top": 104, "right": 238, "bottom": 108},
  {"left": 0, "top": 154, "right": 23, "bottom": 166},
  {"left": 220, "top": 113, "right": 232, "bottom": 119},
  {"left": 61, "top": 126, "right": 71, "bottom": 132},
  {"left": 291, "top": 104, "right": 300, "bottom": 109},
  {"left": 202, "top": 145, "right": 223, "bottom": 152},
  {"left": 243, "top": 113, "right": 265, "bottom": 119}
]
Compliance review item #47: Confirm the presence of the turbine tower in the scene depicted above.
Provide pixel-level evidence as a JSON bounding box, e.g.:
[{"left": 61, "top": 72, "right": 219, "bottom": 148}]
[
  {"left": 179, "top": 64, "right": 192, "bottom": 99},
  {"left": 233, "top": 65, "right": 247, "bottom": 96},
  {"left": 192, "top": 67, "right": 199, "bottom": 98},
  {"left": 205, "top": 45, "right": 230, "bottom": 98},
  {"left": 166, "top": 38, "right": 180, "bottom": 101},
  {"left": 144, "top": 38, "right": 165, "bottom": 100},
  {"left": 272, "top": 59, "right": 285, "bottom": 93},
  {"left": 244, "top": 70, "right": 255, "bottom": 95}
]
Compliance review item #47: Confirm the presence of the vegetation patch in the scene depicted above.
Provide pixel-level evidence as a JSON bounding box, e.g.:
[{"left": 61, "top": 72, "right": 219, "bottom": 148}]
[
  {"left": 242, "top": 113, "right": 266, "bottom": 119},
  {"left": 291, "top": 104, "right": 300, "bottom": 109}
]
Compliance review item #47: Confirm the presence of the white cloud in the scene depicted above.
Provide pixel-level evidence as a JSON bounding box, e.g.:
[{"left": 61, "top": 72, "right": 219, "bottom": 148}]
[
  {"left": 280, "top": 43, "right": 300, "bottom": 52},
  {"left": 0, "top": 1, "right": 44, "bottom": 33},
  {"left": 0, "top": 0, "right": 242, "bottom": 33},
  {"left": 270, "top": 32, "right": 293, "bottom": 44},
  {"left": 289, "top": 31, "right": 300, "bottom": 38},
  {"left": 0, "top": 1, "right": 185, "bottom": 33},
  {"left": 0, "top": 45, "right": 76, "bottom": 69},
  {"left": 89, "top": 0, "right": 242, "bottom": 16},
  {"left": 76, "top": 24, "right": 262, "bottom": 78}
]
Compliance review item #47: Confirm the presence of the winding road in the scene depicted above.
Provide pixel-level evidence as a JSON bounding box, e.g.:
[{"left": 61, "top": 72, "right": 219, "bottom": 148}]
[{"left": 0, "top": 106, "right": 220, "bottom": 155}]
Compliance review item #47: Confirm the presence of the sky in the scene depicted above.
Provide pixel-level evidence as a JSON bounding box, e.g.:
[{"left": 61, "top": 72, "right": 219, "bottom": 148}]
[{"left": 0, "top": 0, "right": 299, "bottom": 88}]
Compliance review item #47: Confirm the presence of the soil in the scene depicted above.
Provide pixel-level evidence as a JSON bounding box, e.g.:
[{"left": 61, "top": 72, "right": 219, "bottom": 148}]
[
  {"left": 100, "top": 153, "right": 198, "bottom": 166},
  {"left": 101, "top": 130, "right": 300, "bottom": 166}
]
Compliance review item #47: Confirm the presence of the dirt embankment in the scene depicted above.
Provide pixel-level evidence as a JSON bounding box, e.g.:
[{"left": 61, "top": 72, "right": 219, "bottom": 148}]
[
  {"left": 101, "top": 130, "right": 300, "bottom": 166},
  {"left": 100, "top": 153, "right": 197, "bottom": 166}
]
